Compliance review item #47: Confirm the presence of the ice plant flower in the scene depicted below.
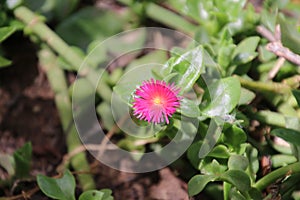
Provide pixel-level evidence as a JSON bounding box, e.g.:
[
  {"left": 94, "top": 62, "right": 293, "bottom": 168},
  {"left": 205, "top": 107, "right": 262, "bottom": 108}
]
[{"left": 132, "top": 79, "right": 181, "bottom": 124}]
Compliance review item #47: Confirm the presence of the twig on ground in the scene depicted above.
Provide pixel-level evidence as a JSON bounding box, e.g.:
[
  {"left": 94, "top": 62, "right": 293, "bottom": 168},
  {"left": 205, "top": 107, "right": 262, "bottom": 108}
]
[
  {"left": 57, "top": 143, "right": 118, "bottom": 171},
  {"left": 3, "top": 187, "right": 39, "bottom": 200},
  {"left": 95, "top": 114, "right": 128, "bottom": 159}
]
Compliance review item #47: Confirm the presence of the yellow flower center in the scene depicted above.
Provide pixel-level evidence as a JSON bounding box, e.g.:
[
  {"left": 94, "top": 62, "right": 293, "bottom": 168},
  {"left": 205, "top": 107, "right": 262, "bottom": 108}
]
[{"left": 153, "top": 97, "right": 163, "bottom": 105}]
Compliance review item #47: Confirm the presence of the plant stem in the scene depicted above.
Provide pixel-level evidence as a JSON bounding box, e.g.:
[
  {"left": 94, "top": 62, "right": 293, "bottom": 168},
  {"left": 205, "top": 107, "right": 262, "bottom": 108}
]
[
  {"left": 38, "top": 48, "right": 95, "bottom": 190},
  {"left": 146, "top": 3, "right": 197, "bottom": 34},
  {"left": 13, "top": 6, "right": 112, "bottom": 101},
  {"left": 223, "top": 182, "right": 231, "bottom": 200},
  {"left": 117, "top": 0, "right": 197, "bottom": 35},
  {"left": 236, "top": 76, "right": 291, "bottom": 94},
  {"left": 253, "top": 162, "right": 300, "bottom": 191},
  {"left": 14, "top": 6, "right": 84, "bottom": 71}
]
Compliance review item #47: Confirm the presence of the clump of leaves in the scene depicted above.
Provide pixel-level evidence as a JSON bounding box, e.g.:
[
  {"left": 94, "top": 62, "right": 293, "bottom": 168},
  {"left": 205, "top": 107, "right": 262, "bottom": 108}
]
[{"left": 37, "top": 170, "right": 113, "bottom": 200}]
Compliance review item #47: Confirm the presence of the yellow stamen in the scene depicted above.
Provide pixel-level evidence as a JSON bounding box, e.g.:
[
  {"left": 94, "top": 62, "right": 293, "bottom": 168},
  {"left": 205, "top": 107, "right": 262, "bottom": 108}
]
[{"left": 153, "top": 97, "right": 162, "bottom": 105}]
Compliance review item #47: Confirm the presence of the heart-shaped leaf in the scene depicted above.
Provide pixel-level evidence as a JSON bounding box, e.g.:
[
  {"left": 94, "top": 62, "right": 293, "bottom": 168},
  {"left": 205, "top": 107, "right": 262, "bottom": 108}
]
[{"left": 37, "top": 170, "right": 76, "bottom": 200}]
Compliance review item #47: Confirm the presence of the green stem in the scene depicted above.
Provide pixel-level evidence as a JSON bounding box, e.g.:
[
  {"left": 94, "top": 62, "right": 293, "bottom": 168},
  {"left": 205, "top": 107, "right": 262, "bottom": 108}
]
[
  {"left": 14, "top": 6, "right": 84, "bottom": 71},
  {"left": 223, "top": 182, "right": 231, "bottom": 200},
  {"left": 281, "top": 173, "right": 300, "bottom": 198},
  {"left": 38, "top": 48, "right": 95, "bottom": 190},
  {"left": 146, "top": 3, "right": 197, "bottom": 34},
  {"left": 117, "top": 0, "right": 197, "bottom": 35},
  {"left": 253, "top": 162, "right": 300, "bottom": 191},
  {"left": 13, "top": 6, "right": 112, "bottom": 101},
  {"left": 237, "top": 76, "right": 291, "bottom": 94}
]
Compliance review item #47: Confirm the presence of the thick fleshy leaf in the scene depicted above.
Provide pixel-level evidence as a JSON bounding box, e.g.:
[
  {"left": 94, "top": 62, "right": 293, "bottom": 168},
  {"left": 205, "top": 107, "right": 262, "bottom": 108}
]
[
  {"left": 279, "top": 16, "right": 300, "bottom": 55},
  {"left": 161, "top": 46, "right": 204, "bottom": 93},
  {"left": 292, "top": 90, "right": 300, "bottom": 107},
  {"left": 0, "top": 56, "right": 12, "bottom": 68},
  {"left": 220, "top": 170, "right": 251, "bottom": 192},
  {"left": 180, "top": 98, "right": 200, "bottom": 117},
  {"left": 271, "top": 154, "right": 297, "bottom": 168},
  {"left": 222, "top": 125, "right": 247, "bottom": 148},
  {"left": 239, "top": 88, "right": 255, "bottom": 105},
  {"left": 218, "top": 44, "right": 235, "bottom": 68},
  {"left": 201, "top": 77, "right": 241, "bottom": 117},
  {"left": 229, "top": 188, "right": 247, "bottom": 200},
  {"left": 207, "top": 145, "right": 231, "bottom": 159},
  {"left": 198, "top": 118, "right": 223, "bottom": 158},
  {"left": 245, "top": 145, "right": 259, "bottom": 182},
  {"left": 187, "top": 141, "right": 203, "bottom": 169},
  {"left": 232, "top": 36, "right": 260, "bottom": 59},
  {"left": 13, "top": 142, "right": 32, "bottom": 178},
  {"left": 200, "top": 159, "right": 227, "bottom": 175},
  {"left": 188, "top": 174, "right": 217, "bottom": 196},
  {"left": 228, "top": 155, "right": 249, "bottom": 171},
  {"left": 0, "top": 153, "right": 14, "bottom": 176},
  {"left": 37, "top": 170, "right": 76, "bottom": 200},
  {"left": 79, "top": 189, "right": 113, "bottom": 200},
  {"left": 0, "top": 26, "right": 15, "bottom": 43},
  {"left": 232, "top": 52, "right": 258, "bottom": 65},
  {"left": 271, "top": 128, "right": 300, "bottom": 146}
]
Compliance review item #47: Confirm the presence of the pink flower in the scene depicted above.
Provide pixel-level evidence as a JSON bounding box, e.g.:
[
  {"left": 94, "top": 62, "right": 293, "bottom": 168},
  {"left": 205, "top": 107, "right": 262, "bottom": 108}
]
[{"left": 132, "top": 79, "right": 181, "bottom": 124}]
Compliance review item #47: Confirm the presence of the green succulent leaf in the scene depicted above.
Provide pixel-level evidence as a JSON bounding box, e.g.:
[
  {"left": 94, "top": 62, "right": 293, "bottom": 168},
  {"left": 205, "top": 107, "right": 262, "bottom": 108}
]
[
  {"left": 271, "top": 128, "right": 300, "bottom": 146},
  {"left": 37, "top": 170, "right": 76, "bottom": 200},
  {"left": 13, "top": 142, "right": 32, "bottom": 179},
  {"left": 207, "top": 145, "right": 231, "bottom": 159},
  {"left": 279, "top": 15, "right": 300, "bottom": 55},
  {"left": 0, "top": 26, "right": 15, "bottom": 43},
  {"left": 79, "top": 189, "right": 114, "bottom": 200},
  {"left": 228, "top": 155, "right": 249, "bottom": 171},
  {"left": 222, "top": 125, "right": 247, "bottom": 149},
  {"left": 220, "top": 170, "right": 251, "bottom": 192},
  {"left": 188, "top": 174, "right": 217, "bottom": 196},
  {"left": 161, "top": 46, "right": 205, "bottom": 93},
  {"left": 0, "top": 56, "right": 12, "bottom": 68},
  {"left": 201, "top": 77, "right": 241, "bottom": 117},
  {"left": 180, "top": 98, "right": 200, "bottom": 118},
  {"left": 292, "top": 90, "right": 300, "bottom": 107}
]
